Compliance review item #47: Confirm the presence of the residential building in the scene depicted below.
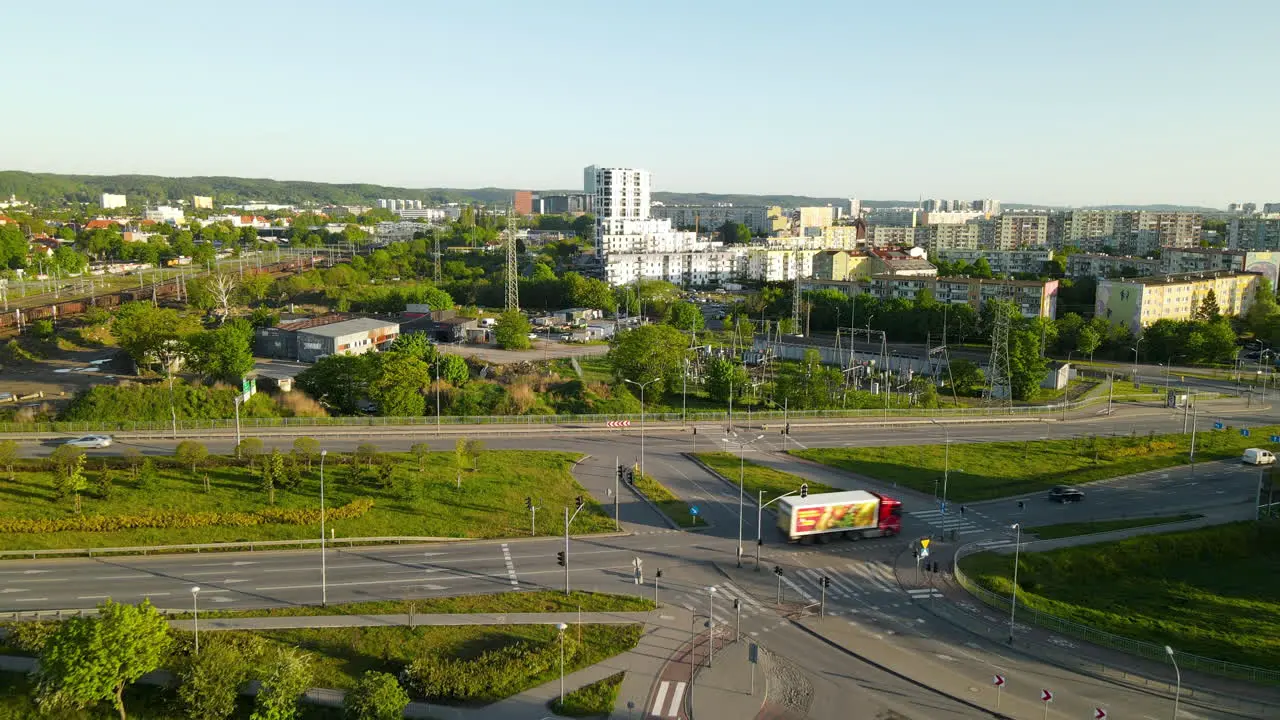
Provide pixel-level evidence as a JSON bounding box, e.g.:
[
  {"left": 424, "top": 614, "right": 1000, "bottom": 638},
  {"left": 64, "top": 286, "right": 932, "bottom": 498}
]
[
  {"left": 1096, "top": 271, "right": 1262, "bottom": 335},
  {"left": 1229, "top": 217, "right": 1280, "bottom": 250},
  {"left": 920, "top": 223, "right": 982, "bottom": 252},
  {"left": 847, "top": 198, "right": 861, "bottom": 218},
  {"left": 605, "top": 249, "right": 744, "bottom": 287},
  {"left": 0, "top": 194, "right": 27, "bottom": 209},
  {"left": 812, "top": 251, "right": 872, "bottom": 282},
  {"left": 537, "top": 193, "right": 593, "bottom": 214},
  {"left": 921, "top": 210, "right": 984, "bottom": 225},
  {"left": 143, "top": 206, "right": 185, "bottom": 225},
  {"left": 866, "top": 225, "right": 925, "bottom": 247},
  {"left": 1244, "top": 203, "right": 1258, "bottom": 214},
  {"left": 937, "top": 248, "right": 1053, "bottom": 276},
  {"left": 1049, "top": 210, "right": 1119, "bottom": 250},
  {"left": 1161, "top": 247, "right": 1280, "bottom": 287},
  {"left": 101, "top": 193, "right": 127, "bottom": 209},
  {"left": 585, "top": 165, "right": 650, "bottom": 234},
  {"left": 1263, "top": 203, "right": 1280, "bottom": 214},
  {"left": 398, "top": 207, "right": 456, "bottom": 221},
  {"left": 992, "top": 214, "right": 1050, "bottom": 249},
  {"left": 867, "top": 247, "right": 936, "bottom": 277},
  {"left": 1066, "top": 253, "right": 1161, "bottom": 279},
  {"left": 1115, "top": 211, "right": 1201, "bottom": 249},
  {"left": 513, "top": 191, "right": 533, "bottom": 216},
  {"left": 795, "top": 206, "right": 835, "bottom": 230},
  {"left": 192, "top": 195, "right": 214, "bottom": 210},
  {"left": 745, "top": 248, "right": 817, "bottom": 282},
  {"left": 865, "top": 208, "right": 920, "bottom": 227},
  {"left": 0, "top": 215, "right": 13, "bottom": 226},
  {"left": 804, "top": 275, "right": 1056, "bottom": 319},
  {"left": 650, "top": 205, "right": 773, "bottom": 234}
]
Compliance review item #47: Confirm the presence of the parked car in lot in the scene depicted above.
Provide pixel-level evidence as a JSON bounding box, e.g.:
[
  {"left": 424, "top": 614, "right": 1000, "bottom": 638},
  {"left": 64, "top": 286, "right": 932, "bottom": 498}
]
[
  {"left": 63, "top": 435, "right": 113, "bottom": 449},
  {"left": 1047, "top": 485, "right": 1085, "bottom": 503}
]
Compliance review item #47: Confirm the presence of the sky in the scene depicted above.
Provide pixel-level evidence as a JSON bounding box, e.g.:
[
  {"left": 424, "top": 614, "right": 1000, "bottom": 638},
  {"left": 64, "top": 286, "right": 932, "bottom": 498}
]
[{"left": 2, "top": 0, "right": 1278, "bottom": 207}]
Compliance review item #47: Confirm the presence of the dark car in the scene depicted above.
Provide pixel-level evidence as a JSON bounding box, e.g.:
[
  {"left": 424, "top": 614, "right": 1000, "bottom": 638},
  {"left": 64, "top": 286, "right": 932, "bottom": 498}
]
[{"left": 1048, "top": 486, "right": 1085, "bottom": 503}]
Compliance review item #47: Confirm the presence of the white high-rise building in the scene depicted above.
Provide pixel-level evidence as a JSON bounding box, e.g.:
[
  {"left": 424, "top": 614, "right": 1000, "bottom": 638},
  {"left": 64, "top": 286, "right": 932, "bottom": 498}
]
[
  {"left": 101, "top": 193, "right": 127, "bottom": 209},
  {"left": 585, "top": 166, "right": 651, "bottom": 234}
]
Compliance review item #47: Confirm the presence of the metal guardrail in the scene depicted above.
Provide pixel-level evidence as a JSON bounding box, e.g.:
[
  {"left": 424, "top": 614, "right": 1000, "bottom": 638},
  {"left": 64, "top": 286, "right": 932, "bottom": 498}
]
[
  {"left": 952, "top": 541, "right": 1280, "bottom": 685},
  {"left": 0, "top": 390, "right": 1214, "bottom": 436},
  {"left": 0, "top": 535, "right": 468, "bottom": 560}
]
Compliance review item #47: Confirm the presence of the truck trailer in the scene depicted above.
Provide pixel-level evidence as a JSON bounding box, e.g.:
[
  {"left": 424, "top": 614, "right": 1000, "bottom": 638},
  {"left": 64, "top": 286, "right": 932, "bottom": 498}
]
[{"left": 776, "top": 490, "right": 902, "bottom": 542}]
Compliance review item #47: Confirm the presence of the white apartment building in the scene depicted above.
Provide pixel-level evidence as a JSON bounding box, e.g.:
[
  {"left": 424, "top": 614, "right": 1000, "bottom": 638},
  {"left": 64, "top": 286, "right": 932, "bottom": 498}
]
[
  {"left": 605, "top": 250, "right": 745, "bottom": 287},
  {"left": 398, "top": 208, "right": 456, "bottom": 221},
  {"left": 746, "top": 248, "right": 817, "bottom": 282},
  {"left": 936, "top": 248, "right": 1053, "bottom": 275},
  {"left": 920, "top": 224, "right": 982, "bottom": 252},
  {"left": 144, "top": 206, "right": 185, "bottom": 224},
  {"left": 101, "top": 193, "right": 127, "bottom": 209},
  {"left": 585, "top": 165, "right": 651, "bottom": 234},
  {"left": 650, "top": 205, "right": 772, "bottom": 234},
  {"left": 921, "top": 210, "right": 984, "bottom": 225},
  {"left": 596, "top": 218, "right": 707, "bottom": 255},
  {"left": 1066, "top": 253, "right": 1161, "bottom": 279},
  {"left": 993, "top": 214, "right": 1050, "bottom": 249},
  {"left": 1229, "top": 217, "right": 1280, "bottom": 250}
]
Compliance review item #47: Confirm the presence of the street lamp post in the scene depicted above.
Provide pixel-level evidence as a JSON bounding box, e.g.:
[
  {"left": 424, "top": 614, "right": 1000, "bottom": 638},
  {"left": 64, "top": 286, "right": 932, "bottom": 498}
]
[
  {"left": 624, "top": 377, "right": 659, "bottom": 479},
  {"left": 722, "top": 433, "right": 764, "bottom": 568},
  {"left": 191, "top": 586, "right": 200, "bottom": 655},
  {"left": 708, "top": 587, "right": 717, "bottom": 667},
  {"left": 1130, "top": 346, "right": 1139, "bottom": 384},
  {"left": 320, "top": 449, "right": 328, "bottom": 607},
  {"left": 1008, "top": 523, "right": 1021, "bottom": 644},
  {"left": 930, "top": 419, "right": 950, "bottom": 511},
  {"left": 1165, "top": 645, "right": 1181, "bottom": 720},
  {"left": 756, "top": 489, "right": 801, "bottom": 571},
  {"left": 557, "top": 622, "right": 569, "bottom": 706}
]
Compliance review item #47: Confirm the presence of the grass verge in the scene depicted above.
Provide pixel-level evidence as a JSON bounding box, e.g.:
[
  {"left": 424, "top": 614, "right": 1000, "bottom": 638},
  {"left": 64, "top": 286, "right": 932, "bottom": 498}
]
[
  {"left": 792, "top": 425, "right": 1277, "bottom": 502},
  {"left": 1026, "top": 514, "right": 1201, "bottom": 540},
  {"left": 631, "top": 472, "right": 700, "bottom": 528},
  {"left": 693, "top": 452, "right": 835, "bottom": 498},
  {"left": 0, "top": 449, "right": 613, "bottom": 551},
  {"left": 549, "top": 671, "right": 624, "bottom": 717},
  {"left": 959, "top": 521, "right": 1280, "bottom": 667},
  {"left": 168, "top": 590, "right": 654, "bottom": 620}
]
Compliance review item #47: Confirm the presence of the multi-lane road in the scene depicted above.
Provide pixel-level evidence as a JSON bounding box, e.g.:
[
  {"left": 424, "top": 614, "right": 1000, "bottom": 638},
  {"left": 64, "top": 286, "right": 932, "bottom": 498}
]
[{"left": 3, "top": 397, "right": 1278, "bottom": 719}]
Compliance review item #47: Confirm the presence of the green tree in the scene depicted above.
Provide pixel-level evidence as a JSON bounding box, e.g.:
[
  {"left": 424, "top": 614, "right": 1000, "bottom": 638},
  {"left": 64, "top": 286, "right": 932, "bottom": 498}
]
[
  {"left": 237, "top": 437, "right": 264, "bottom": 466},
  {"left": 389, "top": 332, "right": 438, "bottom": 363},
  {"left": 49, "top": 444, "right": 85, "bottom": 478},
  {"left": 718, "top": 221, "right": 752, "bottom": 245},
  {"left": 607, "top": 325, "right": 689, "bottom": 397},
  {"left": 176, "top": 637, "right": 248, "bottom": 720},
  {"left": 136, "top": 458, "right": 159, "bottom": 492},
  {"left": 369, "top": 352, "right": 430, "bottom": 416},
  {"left": 0, "top": 439, "right": 18, "bottom": 480},
  {"left": 1076, "top": 325, "right": 1102, "bottom": 360},
  {"left": 704, "top": 357, "right": 748, "bottom": 403},
  {"left": 0, "top": 223, "right": 29, "bottom": 268},
  {"left": 250, "top": 646, "right": 312, "bottom": 720},
  {"left": 494, "top": 310, "right": 532, "bottom": 349},
  {"left": 1196, "top": 289, "right": 1221, "bottom": 321},
  {"left": 666, "top": 301, "right": 705, "bottom": 332},
  {"left": 54, "top": 453, "right": 89, "bottom": 513},
  {"left": 239, "top": 270, "right": 274, "bottom": 304},
  {"left": 355, "top": 442, "right": 380, "bottom": 467},
  {"left": 292, "top": 437, "right": 320, "bottom": 471},
  {"left": 434, "top": 353, "right": 469, "bottom": 386},
  {"left": 343, "top": 671, "right": 410, "bottom": 720},
  {"left": 295, "top": 354, "right": 378, "bottom": 415},
  {"left": 1009, "top": 324, "right": 1049, "bottom": 401},
  {"left": 175, "top": 440, "right": 209, "bottom": 476},
  {"left": 972, "top": 258, "right": 994, "bottom": 279},
  {"left": 187, "top": 320, "right": 255, "bottom": 384},
  {"left": 410, "top": 442, "right": 431, "bottom": 472},
  {"left": 946, "top": 359, "right": 984, "bottom": 396},
  {"left": 531, "top": 262, "right": 557, "bottom": 282},
  {"left": 94, "top": 467, "right": 115, "bottom": 500},
  {"left": 36, "top": 599, "right": 172, "bottom": 720},
  {"left": 111, "top": 302, "right": 198, "bottom": 372}
]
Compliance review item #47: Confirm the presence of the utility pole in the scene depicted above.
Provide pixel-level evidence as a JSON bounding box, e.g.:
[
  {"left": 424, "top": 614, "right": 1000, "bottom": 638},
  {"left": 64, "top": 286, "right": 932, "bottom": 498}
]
[{"left": 505, "top": 208, "right": 519, "bottom": 311}]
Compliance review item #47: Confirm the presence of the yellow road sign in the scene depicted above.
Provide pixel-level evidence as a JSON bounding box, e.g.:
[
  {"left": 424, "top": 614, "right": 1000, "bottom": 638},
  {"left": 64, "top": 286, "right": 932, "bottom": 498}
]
[{"left": 920, "top": 538, "right": 931, "bottom": 549}]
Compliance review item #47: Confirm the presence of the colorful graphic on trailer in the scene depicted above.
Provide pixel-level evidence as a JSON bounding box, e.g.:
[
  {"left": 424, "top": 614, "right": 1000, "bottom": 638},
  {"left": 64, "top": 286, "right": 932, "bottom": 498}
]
[{"left": 791, "top": 500, "right": 878, "bottom": 536}]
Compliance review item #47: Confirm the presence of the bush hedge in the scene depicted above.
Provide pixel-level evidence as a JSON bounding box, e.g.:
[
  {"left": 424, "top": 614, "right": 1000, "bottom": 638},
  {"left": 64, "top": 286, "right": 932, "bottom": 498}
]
[
  {"left": 402, "top": 634, "right": 581, "bottom": 704},
  {"left": 0, "top": 498, "right": 374, "bottom": 534}
]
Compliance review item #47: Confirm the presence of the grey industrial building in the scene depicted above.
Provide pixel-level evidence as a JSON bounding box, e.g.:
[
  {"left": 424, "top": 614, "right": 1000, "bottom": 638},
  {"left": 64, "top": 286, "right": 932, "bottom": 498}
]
[{"left": 255, "top": 315, "right": 400, "bottom": 363}]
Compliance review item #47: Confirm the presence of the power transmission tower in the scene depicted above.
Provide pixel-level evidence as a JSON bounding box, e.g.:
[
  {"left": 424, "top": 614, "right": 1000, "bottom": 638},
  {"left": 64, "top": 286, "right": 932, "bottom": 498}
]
[
  {"left": 791, "top": 249, "right": 802, "bottom": 335},
  {"left": 432, "top": 228, "right": 442, "bottom": 283},
  {"left": 505, "top": 208, "right": 519, "bottom": 311},
  {"left": 987, "top": 306, "right": 1013, "bottom": 410}
]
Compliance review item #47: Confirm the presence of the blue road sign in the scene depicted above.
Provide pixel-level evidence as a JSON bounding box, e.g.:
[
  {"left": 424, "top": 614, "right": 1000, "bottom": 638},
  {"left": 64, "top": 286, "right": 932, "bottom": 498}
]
[
  {"left": 690, "top": 506, "right": 700, "bottom": 516},
  {"left": 920, "top": 547, "right": 931, "bottom": 559},
  {"left": 1270, "top": 435, "right": 1280, "bottom": 443},
  {"left": 1214, "top": 422, "right": 1225, "bottom": 430},
  {"left": 1241, "top": 428, "right": 1250, "bottom": 437},
  {"left": 940, "top": 501, "right": 947, "bottom": 514}
]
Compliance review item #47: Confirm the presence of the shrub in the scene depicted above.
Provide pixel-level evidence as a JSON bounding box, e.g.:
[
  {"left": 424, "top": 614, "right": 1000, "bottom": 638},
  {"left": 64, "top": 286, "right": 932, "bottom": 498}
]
[
  {"left": 403, "top": 634, "right": 580, "bottom": 704},
  {"left": 344, "top": 671, "right": 409, "bottom": 720},
  {"left": 177, "top": 637, "right": 248, "bottom": 720}
]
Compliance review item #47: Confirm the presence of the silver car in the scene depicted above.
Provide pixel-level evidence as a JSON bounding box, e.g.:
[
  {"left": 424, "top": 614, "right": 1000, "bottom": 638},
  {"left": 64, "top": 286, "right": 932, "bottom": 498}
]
[{"left": 64, "top": 435, "right": 113, "bottom": 449}]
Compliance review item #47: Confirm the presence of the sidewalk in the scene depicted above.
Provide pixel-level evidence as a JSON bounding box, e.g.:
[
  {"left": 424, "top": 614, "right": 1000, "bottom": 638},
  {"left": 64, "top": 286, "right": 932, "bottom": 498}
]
[
  {"left": 691, "top": 636, "right": 767, "bottom": 720},
  {"left": 170, "top": 610, "right": 653, "bottom": 632}
]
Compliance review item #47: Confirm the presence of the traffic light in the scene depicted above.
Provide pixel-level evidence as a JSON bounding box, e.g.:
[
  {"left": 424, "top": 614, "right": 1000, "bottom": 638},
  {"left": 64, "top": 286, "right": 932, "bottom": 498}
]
[
  {"left": 575, "top": 496, "right": 584, "bottom": 509},
  {"left": 617, "top": 465, "right": 625, "bottom": 483},
  {"left": 525, "top": 497, "right": 533, "bottom": 511},
  {"left": 932, "top": 561, "right": 939, "bottom": 574},
  {"left": 733, "top": 598, "right": 740, "bottom": 610},
  {"left": 799, "top": 483, "right": 809, "bottom": 499},
  {"left": 912, "top": 549, "right": 919, "bottom": 560},
  {"left": 556, "top": 551, "right": 566, "bottom": 567},
  {"left": 655, "top": 569, "right": 663, "bottom": 580},
  {"left": 625, "top": 467, "right": 635, "bottom": 484},
  {"left": 821, "top": 576, "right": 831, "bottom": 588},
  {"left": 1018, "top": 500, "right": 1025, "bottom": 510},
  {"left": 773, "top": 565, "right": 784, "bottom": 577}
]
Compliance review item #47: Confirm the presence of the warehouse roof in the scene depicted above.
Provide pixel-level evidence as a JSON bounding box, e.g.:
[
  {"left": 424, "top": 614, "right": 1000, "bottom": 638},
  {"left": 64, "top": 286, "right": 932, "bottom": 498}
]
[{"left": 296, "top": 317, "right": 398, "bottom": 338}]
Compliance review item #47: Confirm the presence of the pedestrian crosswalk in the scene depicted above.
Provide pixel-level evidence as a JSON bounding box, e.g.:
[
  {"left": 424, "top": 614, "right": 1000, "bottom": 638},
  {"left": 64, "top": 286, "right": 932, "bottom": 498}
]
[
  {"left": 906, "top": 587, "right": 943, "bottom": 600},
  {"left": 975, "top": 538, "right": 1016, "bottom": 550},
  {"left": 908, "top": 508, "right": 987, "bottom": 535},
  {"left": 650, "top": 680, "right": 686, "bottom": 718},
  {"left": 793, "top": 561, "right": 900, "bottom": 600},
  {"left": 665, "top": 561, "right": 928, "bottom": 618}
]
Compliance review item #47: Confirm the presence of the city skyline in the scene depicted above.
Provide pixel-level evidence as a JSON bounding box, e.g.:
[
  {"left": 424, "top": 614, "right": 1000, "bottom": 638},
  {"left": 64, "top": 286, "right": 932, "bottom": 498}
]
[{"left": 2, "top": 1, "right": 1278, "bottom": 207}]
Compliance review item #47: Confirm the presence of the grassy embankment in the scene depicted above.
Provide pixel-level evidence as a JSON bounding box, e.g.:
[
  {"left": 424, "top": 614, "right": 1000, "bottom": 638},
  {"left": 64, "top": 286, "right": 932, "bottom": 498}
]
[
  {"left": 549, "top": 672, "right": 625, "bottom": 717},
  {"left": 0, "top": 450, "right": 612, "bottom": 551},
  {"left": 793, "top": 425, "right": 1278, "bottom": 502},
  {"left": 629, "top": 471, "right": 700, "bottom": 528},
  {"left": 960, "top": 522, "right": 1280, "bottom": 668},
  {"left": 171, "top": 590, "right": 654, "bottom": 620}
]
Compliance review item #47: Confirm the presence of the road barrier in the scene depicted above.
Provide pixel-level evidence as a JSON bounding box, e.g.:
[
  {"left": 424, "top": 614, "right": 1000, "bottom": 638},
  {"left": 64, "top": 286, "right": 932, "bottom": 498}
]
[{"left": 952, "top": 541, "right": 1280, "bottom": 685}]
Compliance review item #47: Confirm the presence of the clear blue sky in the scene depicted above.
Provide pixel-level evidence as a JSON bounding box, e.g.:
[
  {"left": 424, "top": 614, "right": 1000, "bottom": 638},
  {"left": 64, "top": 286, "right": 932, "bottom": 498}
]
[{"left": 3, "top": 0, "right": 1277, "bottom": 207}]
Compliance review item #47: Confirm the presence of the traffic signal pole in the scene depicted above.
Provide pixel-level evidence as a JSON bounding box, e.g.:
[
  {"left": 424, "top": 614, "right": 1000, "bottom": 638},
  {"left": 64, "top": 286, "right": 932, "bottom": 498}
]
[{"left": 563, "top": 498, "right": 586, "bottom": 595}]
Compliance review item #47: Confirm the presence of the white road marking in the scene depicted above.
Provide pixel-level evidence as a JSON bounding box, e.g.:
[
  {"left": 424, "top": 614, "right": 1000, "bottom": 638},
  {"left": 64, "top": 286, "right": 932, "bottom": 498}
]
[
  {"left": 501, "top": 544, "right": 518, "bottom": 587},
  {"left": 667, "top": 681, "right": 686, "bottom": 717},
  {"left": 651, "top": 681, "right": 670, "bottom": 717},
  {"left": 10, "top": 597, "right": 48, "bottom": 602},
  {"left": 255, "top": 578, "right": 444, "bottom": 591},
  {"left": 780, "top": 574, "right": 816, "bottom": 603},
  {"left": 719, "top": 581, "right": 766, "bottom": 613}
]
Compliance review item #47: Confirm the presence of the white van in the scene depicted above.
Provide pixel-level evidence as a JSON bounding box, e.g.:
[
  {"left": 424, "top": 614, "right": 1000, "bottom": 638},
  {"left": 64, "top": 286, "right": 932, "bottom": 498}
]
[{"left": 1242, "top": 448, "right": 1276, "bottom": 465}]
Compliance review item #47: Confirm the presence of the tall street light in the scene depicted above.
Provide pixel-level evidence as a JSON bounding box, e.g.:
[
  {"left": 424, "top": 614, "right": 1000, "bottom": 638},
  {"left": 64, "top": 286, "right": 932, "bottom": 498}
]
[
  {"left": 190, "top": 586, "right": 201, "bottom": 656},
  {"left": 557, "top": 622, "right": 569, "bottom": 706},
  {"left": 624, "top": 377, "right": 659, "bottom": 478},
  {"left": 320, "top": 449, "right": 328, "bottom": 607},
  {"left": 1165, "top": 645, "right": 1181, "bottom": 720},
  {"left": 707, "top": 587, "right": 717, "bottom": 667},
  {"left": 930, "top": 419, "right": 950, "bottom": 512},
  {"left": 1008, "top": 523, "right": 1021, "bottom": 644},
  {"left": 721, "top": 433, "right": 764, "bottom": 568}
]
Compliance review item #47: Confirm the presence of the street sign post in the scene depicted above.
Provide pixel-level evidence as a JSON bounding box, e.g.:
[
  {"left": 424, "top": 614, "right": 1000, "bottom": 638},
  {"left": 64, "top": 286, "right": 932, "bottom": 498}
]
[
  {"left": 690, "top": 506, "right": 699, "bottom": 525},
  {"left": 1241, "top": 428, "right": 1251, "bottom": 437},
  {"left": 1270, "top": 435, "right": 1280, "bottom": 443},
  {"left": 992, "top": 675, "right": 1004, "bottom": 709},
  {"left": 1040, "top": 689, "right": 1053, "bottom": 720},
  {"left": 1094, "top": 708, "right": 1107, "bottom": 720},
  {"left": 748, "top": 643, "right": 759, "bottom": 695},
  {"left": 1214, "top": 421, "right": 1224, "bottom": 430}
]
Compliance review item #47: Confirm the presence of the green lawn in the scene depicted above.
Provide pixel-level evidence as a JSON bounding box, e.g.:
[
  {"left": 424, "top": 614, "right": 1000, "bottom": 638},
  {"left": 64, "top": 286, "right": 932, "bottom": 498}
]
[
  {"left": 173, "top": 590, "right": 654, "bottom": 620},
  {"left": 693, "top": 452, "right": 835, "bottom": 498},
  {"left": 792, "top": 426, "right": 1277, "bottom": 502},
  {"left": 236, "top": 622, "right": 642, "bottom": 699},
  {"left": 960, "top": 522, "right": 1280, "bottom": 667},
  {"left": 0, "top": 450, "right": 614, "bottom": 551},
  {"left": 1026, "top": 514, "right": 1201, "bottom": 540},
  {"left": 631, "top": 472, "right": 700, "bottom": 528},
  {"left": 549, "top": 671, "right": 624, "bottom": 717}
]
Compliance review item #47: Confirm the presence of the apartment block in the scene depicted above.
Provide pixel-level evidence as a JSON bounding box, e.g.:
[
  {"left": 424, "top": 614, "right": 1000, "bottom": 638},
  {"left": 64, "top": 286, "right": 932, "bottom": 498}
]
[
  {"left": 866, "top": 225, "right": 925, "bottom": 248},
  {"left": 1115, "top": 211, "right": 1201, "bottom": 249},
  {"left": 650, "top": 205, "right": 773, "bottom": 234},
  {"left": 605, "top": 250, "right": 744, "bottom": 287},
  {"left": 992, "top": 214, "right": 1050, "bottom": 249},
  {"left": 1096, "top": 271, "right": 1261, "bottom": 336},
  {"left": 936, "top": 248, "right": 1053, "bottom": 275},
  {"left": 513, "top": 191, "right": 533, "bottom": 216},
  {"left": 1229, "top": 217, "right": 1280, "bottom": 250},
  {"left": 795, "top": 206, "right": 835, "bottom": 229},
  {"left": 101, "top": 193, "right": 127, "bottom": 209},
  {"left": 1160, "top": 247, "right": 1280, "bottom": 287},
  {"left": 1066, "top": 253, "right": 1161, "bottom": 279},
  {"left": 921, "top": 223, "right": 982, "bottom": 252},
  {"left": 803, "top": 276, "right": 1057, "bottom": 319},
  {"left": 812, "top": 251, "right": 872, "bottom": 282},
  {"left": 192, "top": 195, "right": 213, "bottom": 210},
  {"left": 586, "top": 165, "right": 651, "bottom": 234}
]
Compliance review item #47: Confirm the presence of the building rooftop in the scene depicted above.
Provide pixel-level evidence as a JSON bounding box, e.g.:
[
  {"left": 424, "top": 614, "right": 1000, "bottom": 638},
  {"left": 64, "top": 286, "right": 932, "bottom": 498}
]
[
  {"left": 276, "top": 314, "right": 355, "bottom": 332},
  {"left": 1161, "top": 246, "right": 1244, "bottom": 256},
  {"left": 1119, "top": 271, "right": 1261, "bottom": 286},
  {"left": 296, "top": 317, "right": 398, "bottom": 338}
]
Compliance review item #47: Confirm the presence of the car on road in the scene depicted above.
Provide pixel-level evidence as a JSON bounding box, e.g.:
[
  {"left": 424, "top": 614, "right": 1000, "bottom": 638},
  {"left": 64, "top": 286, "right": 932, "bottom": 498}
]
[
  {"left": 63, "top": 435, "right": 113, "bottom": 449},
  {"left": 1047, "top": 485, "right": 1085, "bottom": 503},
  {"left": 1243, "top": 448, "right": 1276, "bottom": 465}
]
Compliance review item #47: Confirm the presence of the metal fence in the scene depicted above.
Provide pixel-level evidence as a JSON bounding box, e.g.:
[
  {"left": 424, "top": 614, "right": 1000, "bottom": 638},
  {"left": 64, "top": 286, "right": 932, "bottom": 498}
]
[{"left": 952, "top": 542, "right": 1280, "bottom": 685}]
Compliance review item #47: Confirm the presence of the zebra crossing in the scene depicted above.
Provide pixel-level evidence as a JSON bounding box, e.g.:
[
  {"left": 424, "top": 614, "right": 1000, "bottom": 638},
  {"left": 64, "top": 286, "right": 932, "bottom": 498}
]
[
  {"left": 670, "top": 579, "right": 771, "bottom": 618},
  {"left": 793, "top": 561, "right": 900, "bottom": 600},
  {"left": 908, "top": 508, "right": 988, "bottom": 535}
]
